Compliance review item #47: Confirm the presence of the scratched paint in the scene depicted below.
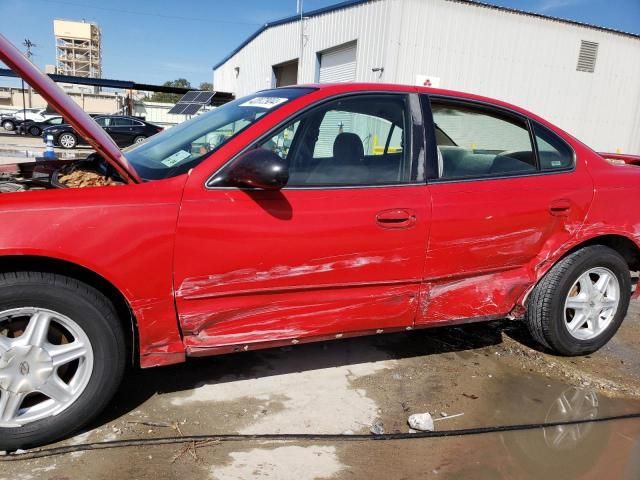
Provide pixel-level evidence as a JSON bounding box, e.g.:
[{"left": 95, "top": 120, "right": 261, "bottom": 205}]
[{"left": 176, "top": 253, "right": 409, "bottom": 300}]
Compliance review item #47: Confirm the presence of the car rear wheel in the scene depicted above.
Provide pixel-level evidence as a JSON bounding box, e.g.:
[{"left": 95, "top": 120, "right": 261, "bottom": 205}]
[
  {"left": 525, "top": 245, "right": 631, "bottom": 356},
  {"left": 2, "top": 120, "right": 15, "bottom": 131},
  {"left": 133, "top": 135, "right": 146, "bottom": 144},
  {"left": 0, "top": 272, "right": 126, "bottom": 450},
  {"left": 28, "top": 126, "right": 41, "bottom": 136},
  {"left": 58, "top": 133, "right": 77, "bottom": 149}
]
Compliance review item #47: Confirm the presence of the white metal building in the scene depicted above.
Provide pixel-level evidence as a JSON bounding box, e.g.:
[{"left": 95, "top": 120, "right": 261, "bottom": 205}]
[{"left": 213, "top": 0, "right": 640, "bottom": 154}]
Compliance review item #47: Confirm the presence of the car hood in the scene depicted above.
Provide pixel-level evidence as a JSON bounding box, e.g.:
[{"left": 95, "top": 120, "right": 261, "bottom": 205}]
[{"left": 0, "top": 34, "right": 141, "bottom": 184}]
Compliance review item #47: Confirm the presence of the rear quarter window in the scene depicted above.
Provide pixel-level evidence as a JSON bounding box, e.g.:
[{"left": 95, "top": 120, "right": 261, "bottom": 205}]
[{"left": 533, "top": 122, "right": 574, "bottom": 170}]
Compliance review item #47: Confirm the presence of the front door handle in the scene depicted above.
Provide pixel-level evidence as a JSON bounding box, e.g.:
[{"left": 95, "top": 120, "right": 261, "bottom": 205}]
[
  {"left": 376, "top": 209, "right": 417, "bottom": 229},
  {"left": 549, "top": 199, "right": 572, "bottom": 217}
]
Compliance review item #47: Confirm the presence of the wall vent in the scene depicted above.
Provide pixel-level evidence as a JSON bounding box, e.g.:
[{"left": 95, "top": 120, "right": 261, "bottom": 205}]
[{"left": 577, "top": 40, "right": 599, "bottom": 73}]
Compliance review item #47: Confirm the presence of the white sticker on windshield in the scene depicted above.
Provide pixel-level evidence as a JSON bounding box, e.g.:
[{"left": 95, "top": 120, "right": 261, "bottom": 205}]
[
  {"left": 240, "top": 97, "right": 288, "bottom": 109},
  {"left": 161, "top": 149, "right": 191, "bottom": 167}
]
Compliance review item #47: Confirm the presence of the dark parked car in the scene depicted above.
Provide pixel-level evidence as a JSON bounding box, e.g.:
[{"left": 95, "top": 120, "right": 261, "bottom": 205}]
[
  {"left": 17, "top": 116, "right": 66, "bottom": 136},
  {"left": 42, "top": 115, "right": 163, "bottom": 148}
]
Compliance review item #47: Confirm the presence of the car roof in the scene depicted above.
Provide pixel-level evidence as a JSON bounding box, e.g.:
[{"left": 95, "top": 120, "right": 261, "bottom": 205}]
[{"left": 292, "top": 82, "right": 545, "bottom": 124}]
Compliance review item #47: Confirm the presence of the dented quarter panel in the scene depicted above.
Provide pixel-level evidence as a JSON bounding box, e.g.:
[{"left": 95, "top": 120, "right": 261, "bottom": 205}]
[{"left": 0, "top": 176, "right": 187, "bottom": 367}]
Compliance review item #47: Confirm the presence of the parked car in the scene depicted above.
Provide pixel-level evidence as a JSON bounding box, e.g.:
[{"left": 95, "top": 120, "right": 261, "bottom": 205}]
[
  {"left": 0, "top": 114, "right": 23, "bottom": 132},
  {"left": 42, "top": 114, "right": 163, "bottom": 149},
  {"left": 1, "top": 34, "right": 640, "bottom": 450},
  {"left": 16, "top": 116, "right": 66, "bottom": 136}
]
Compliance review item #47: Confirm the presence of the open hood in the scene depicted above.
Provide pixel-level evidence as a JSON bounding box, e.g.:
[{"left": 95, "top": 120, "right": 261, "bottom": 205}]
[{"left": 0, "top": 34, "right": 141, "bottom": 184}]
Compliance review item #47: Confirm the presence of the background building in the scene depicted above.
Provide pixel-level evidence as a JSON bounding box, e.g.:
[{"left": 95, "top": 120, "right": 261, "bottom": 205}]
[
  {"left": 54, "top": 19, "right": 102, "bottom": 78},
  {"left": 213, "top": 0, "right": 640, "bottom": 154}
]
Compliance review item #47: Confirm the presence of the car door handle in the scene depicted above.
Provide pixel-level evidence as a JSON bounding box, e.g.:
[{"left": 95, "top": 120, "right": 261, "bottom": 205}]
[
  {"left": 376, "top": 209, "right": 417, "bottom": 229},
  {"left": 549, "top": 199, "right": 572, "bottom": 217}
]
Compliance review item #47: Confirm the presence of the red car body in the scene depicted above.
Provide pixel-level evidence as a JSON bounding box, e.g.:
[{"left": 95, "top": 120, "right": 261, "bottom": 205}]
[{"left": 1, "top": 35, "right": 640, "bottom": 369}]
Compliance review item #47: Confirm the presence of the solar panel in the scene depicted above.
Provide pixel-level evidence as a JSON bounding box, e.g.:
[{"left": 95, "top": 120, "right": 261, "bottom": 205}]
[
  {"left": 167, "top": 90, "right": 216, "bottom": 115},
  {"left": 180, "top": 91, "right": 200, "bottom": 102},
  {"left": 195, "top": 91, "right": 215, "bottom": 103},
  {"left": 181, "top": 103, "right": 203, "bottom": 116}
]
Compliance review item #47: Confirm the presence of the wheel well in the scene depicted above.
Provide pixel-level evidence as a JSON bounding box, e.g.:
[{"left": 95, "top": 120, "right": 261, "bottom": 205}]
[
  {"left": 0, "top": 255, "right": 138, "bottom": 365},
  {"left": 563, "top": 235, "right": 640, "bottom": 272}
]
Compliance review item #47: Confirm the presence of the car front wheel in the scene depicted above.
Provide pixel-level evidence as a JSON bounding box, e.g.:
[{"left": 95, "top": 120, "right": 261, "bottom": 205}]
[
  {"left": 525, "top": 245, "right": 631, "bottom": 356},
  {"left": 0, "top": 272, "right": 126, "bottom": 450},
  {"left": 2, "top": 120, "right": 15, "bottom": 131},
  {"left": 58, "top": 133, "right": 77, "bottom": 149}
]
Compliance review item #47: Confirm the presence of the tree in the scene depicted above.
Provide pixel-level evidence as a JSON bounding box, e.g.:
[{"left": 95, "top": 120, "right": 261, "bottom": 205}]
[
  {"left": 198, "top": 82, "right": 213, "bottom": 92},
  {"left": 148, "top": 78, "right": 192, "bottom": 103}
]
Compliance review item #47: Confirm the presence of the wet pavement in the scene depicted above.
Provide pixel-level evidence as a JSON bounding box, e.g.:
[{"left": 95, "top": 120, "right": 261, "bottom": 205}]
[
  {"left": 2, "top": 299, "right": 640, "bottom": 479},
  {"left": 0, "top": 132, "right": 91, "bottom": 165}
]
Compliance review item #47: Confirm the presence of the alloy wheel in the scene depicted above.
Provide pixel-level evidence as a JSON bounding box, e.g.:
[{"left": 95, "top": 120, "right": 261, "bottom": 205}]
[
  {"left": 59, "top": 134, "right": 76, "bottom": 148},
  {"left": 564, "top": 267, "right": 620, "bottom": 341},
  {"left": 0, "top": 308, "right": 94, "bottom": 428}
]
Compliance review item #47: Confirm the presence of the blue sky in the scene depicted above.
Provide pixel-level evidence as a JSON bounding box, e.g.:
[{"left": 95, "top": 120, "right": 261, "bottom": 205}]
[{"left": 1, "top": 0, "right": 639, "bottom": 87}]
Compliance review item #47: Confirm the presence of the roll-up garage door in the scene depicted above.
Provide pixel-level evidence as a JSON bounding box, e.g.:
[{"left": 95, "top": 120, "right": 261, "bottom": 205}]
[{"left": 318, "top": 42, "right": 357, "bottom": 83}]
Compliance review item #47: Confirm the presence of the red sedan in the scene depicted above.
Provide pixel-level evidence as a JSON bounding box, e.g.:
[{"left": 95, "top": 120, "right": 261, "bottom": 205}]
[{"left": 1, "top": 34, "right": 639, "bottom": 449}]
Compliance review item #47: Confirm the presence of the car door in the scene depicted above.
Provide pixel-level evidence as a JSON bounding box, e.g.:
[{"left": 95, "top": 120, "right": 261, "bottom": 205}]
[
  {"left": 107, "top": 117, "right": 137, "bottom": 146},
  {"left": 417, "top": 95, "right": 593, "bottom": 324},
  {"left": 173, "top": 93, "right": 431, "bottom": 354}
]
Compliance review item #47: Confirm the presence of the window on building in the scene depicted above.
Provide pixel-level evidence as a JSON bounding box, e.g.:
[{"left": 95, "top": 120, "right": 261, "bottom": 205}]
[{"left": 431, "top": 101, "right": 535, "bottom": 179}]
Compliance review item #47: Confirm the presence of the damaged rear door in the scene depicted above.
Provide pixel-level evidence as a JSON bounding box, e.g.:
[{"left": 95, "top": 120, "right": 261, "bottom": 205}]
[
  {"left": 418, "top": 95, "right": 593, "bottom": 324},
  {"left": 174, "top": 92, "right": 431, "bottom": 354}
]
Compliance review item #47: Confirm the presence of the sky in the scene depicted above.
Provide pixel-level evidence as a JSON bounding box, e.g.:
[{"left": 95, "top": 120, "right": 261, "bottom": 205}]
[{"left": 0, "top": 0, "right": 639, "bottom": 88}]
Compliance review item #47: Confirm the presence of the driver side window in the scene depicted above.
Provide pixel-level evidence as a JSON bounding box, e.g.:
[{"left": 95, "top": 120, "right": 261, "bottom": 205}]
[{"left": 258, "top": 94, "right": 412, "bottom": 187}]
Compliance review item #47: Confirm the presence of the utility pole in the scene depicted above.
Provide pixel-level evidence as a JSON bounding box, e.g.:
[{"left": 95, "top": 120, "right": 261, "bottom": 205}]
[
  {"left": 21, "top": 39, "right": 37, "bottom": 119},
  {"left": 297, "top": 0, "right": 304, "bottom": 84}
]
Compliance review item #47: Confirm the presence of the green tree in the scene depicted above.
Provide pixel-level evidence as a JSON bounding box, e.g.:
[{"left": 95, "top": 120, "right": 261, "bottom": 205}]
[
  {"left": 198, "top": 82, "right": 213, "bottom": 92},
  {"left": 148, "top": 78, "right": 192, "bottom": 103}
]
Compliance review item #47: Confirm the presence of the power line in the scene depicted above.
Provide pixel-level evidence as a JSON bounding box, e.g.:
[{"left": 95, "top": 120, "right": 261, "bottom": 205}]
[{"left": 35, "top": 0, "right": 263, "bottom": 26}]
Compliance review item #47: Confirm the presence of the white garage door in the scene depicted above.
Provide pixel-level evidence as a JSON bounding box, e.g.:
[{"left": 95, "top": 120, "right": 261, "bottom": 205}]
[{"left": 318, "top": 42, "right": 357, "bottom": 83}]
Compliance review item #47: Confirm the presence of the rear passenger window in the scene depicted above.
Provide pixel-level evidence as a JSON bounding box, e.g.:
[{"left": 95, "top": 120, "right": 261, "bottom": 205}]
[
  {"left": 431, "top": 102, "right": 535, "bottom": 179},
  {"left": 533, "top": 122, "right": 574, "bottom": 171}
]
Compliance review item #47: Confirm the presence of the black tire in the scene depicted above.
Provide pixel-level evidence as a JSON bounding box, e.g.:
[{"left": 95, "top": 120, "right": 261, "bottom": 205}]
[
  {"left": 2, "top": 120, "right": 15, "bottom": 132},
  {"left": 58, "top": 132, "right": 77, "bottom": 149},
  {"left": 525, "top": 245, "right": 631, "bottom": 355},
  {"left": 0, "top": 272, "right": 126, "bottom": 450},
  {"left": 28, "top": 126, "right": 41, "bottom": 137}
]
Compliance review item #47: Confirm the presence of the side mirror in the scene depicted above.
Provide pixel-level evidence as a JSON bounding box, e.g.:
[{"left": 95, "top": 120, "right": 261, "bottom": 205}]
[{"left": 227, "top": 148, "right": 289, "bottom": 190}]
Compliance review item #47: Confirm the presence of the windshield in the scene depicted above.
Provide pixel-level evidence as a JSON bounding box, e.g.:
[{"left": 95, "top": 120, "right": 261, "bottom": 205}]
[{"left": 122, "top": 87, "right": 315, "bottom": 180}]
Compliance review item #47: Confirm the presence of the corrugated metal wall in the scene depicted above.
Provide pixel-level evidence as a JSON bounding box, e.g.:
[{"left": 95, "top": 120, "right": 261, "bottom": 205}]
[{"left": 213, "top": 0, "right": 640, "bottom": 154}]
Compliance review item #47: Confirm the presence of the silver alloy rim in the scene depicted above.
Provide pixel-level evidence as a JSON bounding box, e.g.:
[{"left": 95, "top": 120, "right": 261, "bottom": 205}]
[
  {"left": 59, "top": 134, "right": 75, "bottom": 148},
  {"left": 564, "top": 267, "right": 620, "bottom": 340},
  {"left": 0, "top": 308, "right": 94, "bottom": 428},
  {"left": 134, "top": 136, "right": 146, "bottom": 144}
]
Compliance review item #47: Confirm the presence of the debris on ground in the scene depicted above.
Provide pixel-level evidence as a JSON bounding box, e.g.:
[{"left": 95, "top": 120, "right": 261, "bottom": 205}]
[
  {"left": 433, "top": 413, "right": 465, "bottom": 422},
  {"left": 407, "top": 413, "right": 434, "bottom": 432},
  {"left": 58, "top": 169, "right": 119, "bottom": 188},
  {"left": 370, "top": 420, "right": 385, "bottom": 435}
]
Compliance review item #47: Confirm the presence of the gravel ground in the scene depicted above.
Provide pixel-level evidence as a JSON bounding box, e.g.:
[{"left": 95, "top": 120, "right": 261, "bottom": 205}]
[{"left": 2, "top": 300, "right": 640, "bottom": 479}]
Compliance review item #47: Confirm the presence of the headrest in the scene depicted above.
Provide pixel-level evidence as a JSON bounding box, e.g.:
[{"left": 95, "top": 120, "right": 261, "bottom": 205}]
[{"left": 333, "top": 132, "right": 364, "bottom": 164}]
